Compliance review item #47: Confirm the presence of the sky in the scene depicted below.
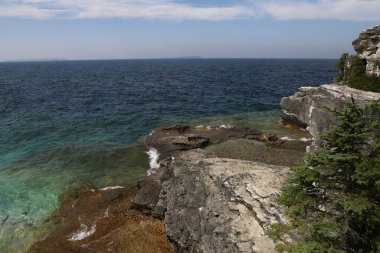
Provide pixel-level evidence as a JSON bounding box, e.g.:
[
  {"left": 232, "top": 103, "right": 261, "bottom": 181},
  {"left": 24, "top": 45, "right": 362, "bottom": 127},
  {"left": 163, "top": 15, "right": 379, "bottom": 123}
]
[{"left": 0, "top": 0, "right": 380, "bottom": 60}]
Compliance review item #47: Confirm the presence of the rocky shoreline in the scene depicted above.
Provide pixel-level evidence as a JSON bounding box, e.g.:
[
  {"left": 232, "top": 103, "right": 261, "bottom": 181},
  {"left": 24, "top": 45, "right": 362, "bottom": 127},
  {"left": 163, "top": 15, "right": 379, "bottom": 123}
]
[
  {"left": 132, "top": 125, "right": 308, "bottom": 252},
  {"left": 28, "top": 123, "right": 307, "bottom": 253},
  {"left": 27, "top": 81, "right": 380, "bottom": 253},
  {"left": 28, "top": 186, "right": 173, "bottom": 253},
  {"left": 149, "top": 149, "right": 289, "bottom": 253}
]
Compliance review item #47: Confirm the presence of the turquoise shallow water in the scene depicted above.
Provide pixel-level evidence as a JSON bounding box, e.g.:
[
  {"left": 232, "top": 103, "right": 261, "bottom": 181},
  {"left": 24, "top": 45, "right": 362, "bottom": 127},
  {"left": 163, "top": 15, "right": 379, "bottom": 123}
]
[
  {"left": 0, "top": 143, "right": 149, "bottom": 252},
  {"left": 0, "top": 59, "right": 337, "bottom": 252}
]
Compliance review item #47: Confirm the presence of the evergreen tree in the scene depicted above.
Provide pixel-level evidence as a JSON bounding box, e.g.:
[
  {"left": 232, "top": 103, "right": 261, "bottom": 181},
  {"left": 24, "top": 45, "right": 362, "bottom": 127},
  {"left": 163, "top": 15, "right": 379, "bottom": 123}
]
[{"left": 271, "top": 99, "right": 380, "bottom": 253}]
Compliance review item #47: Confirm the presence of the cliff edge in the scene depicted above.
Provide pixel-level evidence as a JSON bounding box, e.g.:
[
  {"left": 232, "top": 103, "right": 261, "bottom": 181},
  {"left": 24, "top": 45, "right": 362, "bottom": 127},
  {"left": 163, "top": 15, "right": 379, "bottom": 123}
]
[
  {"left": 281, "top": 84, "right": 380, "bottom": 147},
  {"left": 132, "top": 125, "right": 305, "bottom": 253}
]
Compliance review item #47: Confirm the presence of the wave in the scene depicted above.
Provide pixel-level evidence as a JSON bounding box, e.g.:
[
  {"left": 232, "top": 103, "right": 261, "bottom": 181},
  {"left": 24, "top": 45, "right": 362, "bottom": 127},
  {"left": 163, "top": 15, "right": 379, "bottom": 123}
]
[
  {"left": 68, "top": 222, "right": 96, "bottom": 241},
  {"left": 146, "top": 148, "right": 160, "bottom": 176}
]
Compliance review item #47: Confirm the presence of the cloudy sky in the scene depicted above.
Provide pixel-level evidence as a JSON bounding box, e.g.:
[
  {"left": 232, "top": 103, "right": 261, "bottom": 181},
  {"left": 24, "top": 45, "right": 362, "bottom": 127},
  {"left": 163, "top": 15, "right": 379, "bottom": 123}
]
[{"left": 1, "top": 0, "right": 379, "bottom": 60}]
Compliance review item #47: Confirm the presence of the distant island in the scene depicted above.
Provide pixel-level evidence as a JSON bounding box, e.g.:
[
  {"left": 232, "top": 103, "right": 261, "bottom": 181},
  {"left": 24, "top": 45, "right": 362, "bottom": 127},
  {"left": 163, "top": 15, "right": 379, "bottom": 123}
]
[
  {"left": 1, "top": 58, "right": 67, "bottom": 62},
  {"left": 175, "top": 56, "right": 202, "bottom": 59}
]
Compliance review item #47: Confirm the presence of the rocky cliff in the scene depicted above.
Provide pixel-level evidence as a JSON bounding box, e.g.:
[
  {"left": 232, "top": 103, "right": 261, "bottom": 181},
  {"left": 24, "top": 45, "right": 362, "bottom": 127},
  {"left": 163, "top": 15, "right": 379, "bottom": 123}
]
[
  {"left": 132, "top": 125, "right": 306, "bottom": 253},
  {"left": 353, "top": 25, "right": 380, "bottom": 77},
  {"left": 281, "top": 84, "right": 380, "bottom": 146}
]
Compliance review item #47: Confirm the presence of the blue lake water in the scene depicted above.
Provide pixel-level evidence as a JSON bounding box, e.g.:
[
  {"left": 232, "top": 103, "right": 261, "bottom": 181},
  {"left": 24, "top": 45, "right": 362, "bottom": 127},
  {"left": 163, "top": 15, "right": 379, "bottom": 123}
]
[{"left": 0, "top": 59, "right": 337, "bottom": 252}]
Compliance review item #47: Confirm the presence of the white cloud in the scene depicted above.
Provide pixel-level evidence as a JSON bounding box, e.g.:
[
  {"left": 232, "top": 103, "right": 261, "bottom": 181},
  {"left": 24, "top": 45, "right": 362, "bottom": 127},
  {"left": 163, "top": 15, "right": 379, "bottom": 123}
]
[
  {"left": 0, "top": 0, "right": 255, "bottom": 20},
  {"left": 0, "top": 0, "right": 379, "bottom": 21},
  {"left": 260, "top": 0, "right": 380, "bottom": 21}
]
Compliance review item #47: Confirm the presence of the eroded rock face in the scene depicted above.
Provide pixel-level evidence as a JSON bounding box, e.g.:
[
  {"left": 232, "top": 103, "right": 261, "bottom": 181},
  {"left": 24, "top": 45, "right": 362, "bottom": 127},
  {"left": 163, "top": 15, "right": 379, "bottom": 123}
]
[
  {"left": 281, "top": 84, "right": 380, "bottom": 146},
  {"left": 155, "top": 150, "right": 289, "bottom": 253},
  {"left": 353, "top": 25, "right": 380, "bottom": 77}
]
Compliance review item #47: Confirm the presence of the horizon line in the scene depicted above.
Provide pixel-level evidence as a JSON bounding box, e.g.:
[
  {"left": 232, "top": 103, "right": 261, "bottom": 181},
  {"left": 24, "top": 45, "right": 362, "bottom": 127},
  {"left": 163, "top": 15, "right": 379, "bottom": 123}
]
[{"left": 0, "top": 56, "right": 339, "bottom": 63}]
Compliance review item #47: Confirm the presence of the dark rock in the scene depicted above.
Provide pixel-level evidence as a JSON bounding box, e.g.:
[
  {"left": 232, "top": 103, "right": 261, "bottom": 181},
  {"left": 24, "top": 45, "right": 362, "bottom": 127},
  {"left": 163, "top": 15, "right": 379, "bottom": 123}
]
[
  {"left": 132, "top": 166, "right": 169, "bottom": 214},
  {"left": 0, "top": 213, "right": 9, "bottom": 226},
  {"left": 162, "top": 125, "right": 191, "bottom": 133},
  {"left": 145, "top": 125, "right": 263, "bottom": 161},
  {"left": 260, "top": 133, "right": 279, "bottom": 142},
  {"left": 100, "top": 187, "right": 126, "bottom": 204},
  {"left": 281, "top": 114, "right": 308, "bottom": 129}
]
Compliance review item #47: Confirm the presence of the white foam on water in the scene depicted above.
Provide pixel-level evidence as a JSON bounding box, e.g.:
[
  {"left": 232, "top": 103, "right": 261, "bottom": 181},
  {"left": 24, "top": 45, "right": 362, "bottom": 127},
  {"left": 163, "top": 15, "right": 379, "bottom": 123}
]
[
  {"left": 280, "top": 136, "right": 294, "bottom": 141},
  {"left": 68, "top": 222, "right": 96, "bottom": 241},
  {"left": 100, "top": 186, "right": 124, "bottom": 191},
  {"left": 148, "top": 130, "right": 155, "bottom": 136},
  {"left": 220, "top": 124, "right": 233, "bottom": 129},
  {"left": 280, "top": 136, "right": 312, "bottom": 142},
  {"left": 196, "top": 125, "right": 204, "bottom": 129},
  {"left": 146, "top": 148, "right": 160, "bottom": 176}
]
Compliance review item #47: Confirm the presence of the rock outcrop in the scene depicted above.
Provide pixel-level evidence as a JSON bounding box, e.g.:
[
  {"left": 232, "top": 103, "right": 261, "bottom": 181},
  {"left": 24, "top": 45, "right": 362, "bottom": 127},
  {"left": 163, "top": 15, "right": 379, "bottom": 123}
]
[
  {"left": 132, "top": 125, "right": 308, "bottom": 253},
  {"left": 134, "top": 125, "right": 309, "bottom": 214},
  {"left": 144, "top": 125, "right": 263, "bottom": 161},
  {"left": 156, "top": 150, "right": 289, "bottom": 253},
  {"left": 281, "top": 84, "right": 380, "bottom": 146},
  {"left": 353, "top": 25, "right": 380, "bottom": 77}
]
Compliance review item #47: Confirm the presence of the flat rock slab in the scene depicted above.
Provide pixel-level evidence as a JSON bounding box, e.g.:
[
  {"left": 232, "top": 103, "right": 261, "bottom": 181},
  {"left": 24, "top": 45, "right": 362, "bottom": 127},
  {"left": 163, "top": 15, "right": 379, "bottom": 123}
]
[
  {"left": 155, "top": 149, "right": 289, "bottom": 253},
  {"left": 145, "top": 125, "right": 263, "bottom": 160},
  {"left": 146, "top": 125, "right": 309, "bottom": 161}
]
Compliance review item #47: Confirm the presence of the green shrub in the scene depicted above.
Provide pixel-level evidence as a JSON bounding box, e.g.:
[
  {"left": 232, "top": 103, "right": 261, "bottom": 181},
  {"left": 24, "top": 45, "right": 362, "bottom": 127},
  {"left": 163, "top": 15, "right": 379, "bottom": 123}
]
[
  {"left": 335, "top": 54, "right": 380, "bottom": 92},
  {"left": 336, "top": 53, "right": 349, "bottom": 72},
  {"left": 335, "top": 53, "right": 349, "bottom": 83},
  {"left": 271, "top": 99, "right": 380, "bottom": 253}
]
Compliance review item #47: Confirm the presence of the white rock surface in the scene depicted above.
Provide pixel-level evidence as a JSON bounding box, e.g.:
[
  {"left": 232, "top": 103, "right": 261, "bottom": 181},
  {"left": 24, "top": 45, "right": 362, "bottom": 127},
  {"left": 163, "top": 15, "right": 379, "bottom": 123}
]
[
  {"left": 281, "top": 84, "right": 380, "bottom": 146},
  {"left": 155, "top": 149, "right": 289, "bottom": 253}
]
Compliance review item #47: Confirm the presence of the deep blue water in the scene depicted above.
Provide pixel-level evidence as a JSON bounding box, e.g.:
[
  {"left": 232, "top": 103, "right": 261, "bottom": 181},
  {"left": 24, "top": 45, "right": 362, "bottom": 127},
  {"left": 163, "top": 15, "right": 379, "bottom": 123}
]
[{"left": 0, "top": 59, "right": 336, "bottom": 252}]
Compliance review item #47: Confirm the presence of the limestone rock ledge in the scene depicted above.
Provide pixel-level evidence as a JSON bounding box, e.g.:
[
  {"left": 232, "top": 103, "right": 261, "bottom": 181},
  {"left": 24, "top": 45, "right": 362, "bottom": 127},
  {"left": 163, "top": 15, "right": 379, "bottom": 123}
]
[
  {"left": 281, "top": 84, "right": 380, "bottom": 146},
  {"left": 155, "top": 149, "right": 289, "bottom": 253},
  {"left": 132, "top": 125, "right": 308, "bottom": 253}
]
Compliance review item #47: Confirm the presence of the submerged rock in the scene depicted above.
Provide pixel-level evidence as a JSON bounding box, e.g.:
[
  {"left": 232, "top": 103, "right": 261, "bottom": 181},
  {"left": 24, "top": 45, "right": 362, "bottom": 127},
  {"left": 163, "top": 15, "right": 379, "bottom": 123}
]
[
  {"left": 28, "top": 187, "right": 173, "bottom": 253},
  {"left": 281, "top": 84, "right": 380, "bottom": 146},
  {"left": 0, "top": 213, "right": 9, "bottom": 226}
]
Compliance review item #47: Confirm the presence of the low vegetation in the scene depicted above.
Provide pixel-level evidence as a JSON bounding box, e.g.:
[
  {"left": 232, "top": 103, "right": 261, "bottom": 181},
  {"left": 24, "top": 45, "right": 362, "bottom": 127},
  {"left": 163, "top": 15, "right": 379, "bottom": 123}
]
[
  {"left": 271, "top": 99, "right": 380, "bottom": 252},
  {"left": 335, "top": 53, "right": 380, "bottom": 93}
]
